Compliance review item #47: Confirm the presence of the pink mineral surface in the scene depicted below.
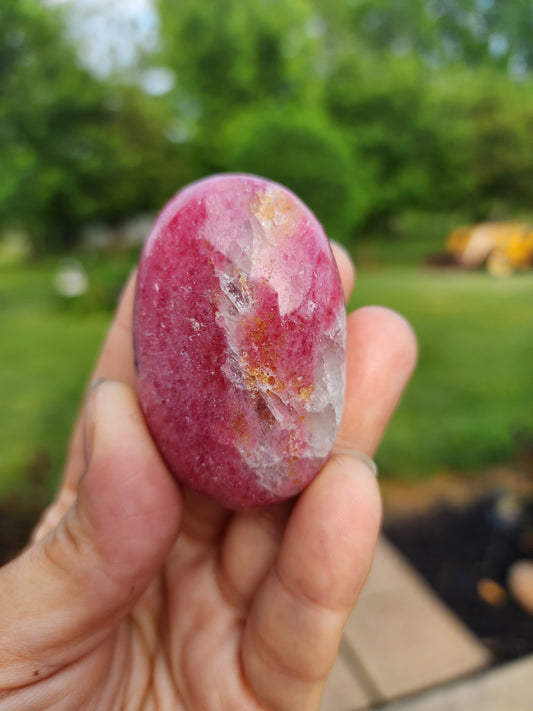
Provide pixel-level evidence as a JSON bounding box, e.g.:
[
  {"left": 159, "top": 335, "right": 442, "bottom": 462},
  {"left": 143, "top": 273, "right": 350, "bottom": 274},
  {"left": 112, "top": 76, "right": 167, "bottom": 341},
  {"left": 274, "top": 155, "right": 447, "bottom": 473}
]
[{"left": 133, "top": 174, "right": 346, "bottom": 508}]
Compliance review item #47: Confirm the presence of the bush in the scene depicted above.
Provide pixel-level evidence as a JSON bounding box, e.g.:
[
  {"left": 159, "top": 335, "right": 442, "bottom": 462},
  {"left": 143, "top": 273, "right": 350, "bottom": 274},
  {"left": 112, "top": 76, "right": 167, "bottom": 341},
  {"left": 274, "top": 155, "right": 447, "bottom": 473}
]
[{"left": 218, "top": 105, "right": 367, "bottom": 243}]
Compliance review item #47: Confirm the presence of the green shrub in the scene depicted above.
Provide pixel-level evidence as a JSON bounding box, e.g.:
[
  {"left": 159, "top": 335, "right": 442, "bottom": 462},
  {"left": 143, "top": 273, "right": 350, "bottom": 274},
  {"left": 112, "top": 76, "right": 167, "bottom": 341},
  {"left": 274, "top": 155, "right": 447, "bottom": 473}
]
[{"left": 219, "top": 105, "right": 366, "bottom": 244}]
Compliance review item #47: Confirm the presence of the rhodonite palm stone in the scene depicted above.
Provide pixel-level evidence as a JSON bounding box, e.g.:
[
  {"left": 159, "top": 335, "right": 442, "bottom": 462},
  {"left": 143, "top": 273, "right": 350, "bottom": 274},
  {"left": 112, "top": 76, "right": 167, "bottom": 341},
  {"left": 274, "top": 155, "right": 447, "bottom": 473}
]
[{"left": 134, "top": 174, "right": 346, "bottom": 508}]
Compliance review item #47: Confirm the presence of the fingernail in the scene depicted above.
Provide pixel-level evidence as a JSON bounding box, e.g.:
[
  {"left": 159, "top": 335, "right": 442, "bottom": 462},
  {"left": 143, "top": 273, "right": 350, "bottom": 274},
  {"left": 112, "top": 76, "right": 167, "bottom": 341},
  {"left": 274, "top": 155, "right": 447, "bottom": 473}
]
[
  {"left": 83, "top": 378, "right": 108, "bottom": 468},
  {"left": 330, "top": 448, "right": 379, "bottom": 477}
]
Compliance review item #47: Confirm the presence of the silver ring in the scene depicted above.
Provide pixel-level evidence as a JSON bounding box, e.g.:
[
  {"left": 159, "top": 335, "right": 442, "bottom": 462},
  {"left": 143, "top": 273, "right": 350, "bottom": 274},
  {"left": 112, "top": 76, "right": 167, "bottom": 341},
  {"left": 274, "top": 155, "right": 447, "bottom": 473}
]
[{"left": 331, "top": 448, "right": 378, "bottom": 477}]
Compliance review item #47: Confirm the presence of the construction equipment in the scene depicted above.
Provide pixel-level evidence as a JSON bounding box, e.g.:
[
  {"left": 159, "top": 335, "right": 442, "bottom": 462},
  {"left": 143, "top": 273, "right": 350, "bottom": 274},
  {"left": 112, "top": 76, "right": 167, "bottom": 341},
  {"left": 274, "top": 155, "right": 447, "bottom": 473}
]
[{"left": 445, "top": 221, "right": 533, "bottom": 276}]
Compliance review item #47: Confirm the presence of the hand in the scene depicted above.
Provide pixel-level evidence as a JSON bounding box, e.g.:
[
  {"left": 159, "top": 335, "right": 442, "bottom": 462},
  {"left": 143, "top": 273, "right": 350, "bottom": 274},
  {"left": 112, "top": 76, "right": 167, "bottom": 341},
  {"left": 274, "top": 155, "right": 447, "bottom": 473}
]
[{"left": 0, "top": 246, "right": 417, "bottom": 710}]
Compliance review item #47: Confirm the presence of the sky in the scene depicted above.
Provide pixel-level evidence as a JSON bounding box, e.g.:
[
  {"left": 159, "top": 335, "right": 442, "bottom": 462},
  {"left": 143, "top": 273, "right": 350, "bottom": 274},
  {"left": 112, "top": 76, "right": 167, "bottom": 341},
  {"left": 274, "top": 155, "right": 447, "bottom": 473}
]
[{"left": 43, "top": 0, "right": 160, "bottom": 78}]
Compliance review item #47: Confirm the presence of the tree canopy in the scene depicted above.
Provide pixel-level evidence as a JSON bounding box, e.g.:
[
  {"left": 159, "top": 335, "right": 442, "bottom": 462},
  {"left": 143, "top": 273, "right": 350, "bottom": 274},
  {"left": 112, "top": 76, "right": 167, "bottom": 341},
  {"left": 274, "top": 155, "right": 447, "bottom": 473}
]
[
  {"left": 2, "top": 0, "right": 533, "bottom": 252},
  {"left": 0, "top": 0, "right": 186, "bottom": 252}
]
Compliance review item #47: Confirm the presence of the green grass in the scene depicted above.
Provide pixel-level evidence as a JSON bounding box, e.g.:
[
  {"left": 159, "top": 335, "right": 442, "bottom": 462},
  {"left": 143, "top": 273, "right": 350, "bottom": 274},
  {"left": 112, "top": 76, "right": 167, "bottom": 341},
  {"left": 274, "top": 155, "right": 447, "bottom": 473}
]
[
  {"left": 0, "top": 255, "right": 136, "bottom": 500},
  {"left": 350, "top": 263, "right": 533, "bottom": 479},
  {"left": 1, "top": 252, "right": 532, "bottom": 504}
]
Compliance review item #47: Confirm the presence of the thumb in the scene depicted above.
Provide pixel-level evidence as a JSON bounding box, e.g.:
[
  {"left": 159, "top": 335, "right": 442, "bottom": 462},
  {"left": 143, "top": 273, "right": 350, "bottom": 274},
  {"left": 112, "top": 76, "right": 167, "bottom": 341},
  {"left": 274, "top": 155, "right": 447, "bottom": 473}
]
[{"left": 0, "top": 380, "right": 182, "bottom": 686}]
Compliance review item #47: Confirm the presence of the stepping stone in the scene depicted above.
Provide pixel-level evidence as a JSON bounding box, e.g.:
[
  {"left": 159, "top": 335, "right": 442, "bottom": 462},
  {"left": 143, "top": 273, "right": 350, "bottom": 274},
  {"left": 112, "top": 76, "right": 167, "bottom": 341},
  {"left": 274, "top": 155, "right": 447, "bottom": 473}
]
[
  {"left": 381, "top": 653, "right": 533, "bottom": 710},
  {"left": 340, "top": 537, "right": 491, "bottom": 703},
  {"left": 320, "top": 652, "right": 374, "bottom": 711}
]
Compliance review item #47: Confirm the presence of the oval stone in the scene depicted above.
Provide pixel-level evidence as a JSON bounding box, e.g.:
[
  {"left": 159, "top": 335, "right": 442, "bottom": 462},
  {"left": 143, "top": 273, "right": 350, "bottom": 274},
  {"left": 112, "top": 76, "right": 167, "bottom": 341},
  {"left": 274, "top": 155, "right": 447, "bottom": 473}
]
[{"left": 133, "top": 174, "right": 346, "bottom": 508}]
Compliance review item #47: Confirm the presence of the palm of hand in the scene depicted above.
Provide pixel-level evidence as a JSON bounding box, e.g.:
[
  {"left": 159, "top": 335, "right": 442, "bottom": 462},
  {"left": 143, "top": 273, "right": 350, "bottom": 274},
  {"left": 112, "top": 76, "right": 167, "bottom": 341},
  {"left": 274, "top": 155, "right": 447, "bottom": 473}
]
[
  {"left": 96, "top": 499, "right": 293, "bottom": 710},
  {"left": 80, "top": 503, "right": 290, "bottom": 709}
]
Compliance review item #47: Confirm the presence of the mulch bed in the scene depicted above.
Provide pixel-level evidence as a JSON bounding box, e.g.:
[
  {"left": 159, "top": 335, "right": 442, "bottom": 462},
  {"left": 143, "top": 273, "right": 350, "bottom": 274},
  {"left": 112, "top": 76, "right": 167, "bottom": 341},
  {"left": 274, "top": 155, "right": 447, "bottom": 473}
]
[
  {"left": 385, "top": 492, "right": 533, "bottom": 663},
  {"left": 0, "top": 500, "right": 40, "bottom": 566}
]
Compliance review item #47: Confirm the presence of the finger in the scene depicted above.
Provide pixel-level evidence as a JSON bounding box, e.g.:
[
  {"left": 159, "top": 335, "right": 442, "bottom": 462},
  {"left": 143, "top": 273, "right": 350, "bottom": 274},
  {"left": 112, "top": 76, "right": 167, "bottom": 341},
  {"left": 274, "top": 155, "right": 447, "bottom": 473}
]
[
  {"left": 337, "top": 305, "right": 418, "bottom": 456},
  {"left": 58, "top": 271, "right": 137, "bottom": 498},
  {"left": 90, "top": 270, "right": 137, "bottom": 386},
  {"left": 241, "top": 305, "right": 417, "bottom": 710},
  {"left": 330, "top": 241, "right": 355, "bottom": 303},
  {"left": 0, "top": 381, "right": 182, "bottom": 687},
  {"left": 242, "top": 457, "right": 381, "bottom": 710},
  {"left": 217, "top": 502, "right": 293, "bottom": 612}
]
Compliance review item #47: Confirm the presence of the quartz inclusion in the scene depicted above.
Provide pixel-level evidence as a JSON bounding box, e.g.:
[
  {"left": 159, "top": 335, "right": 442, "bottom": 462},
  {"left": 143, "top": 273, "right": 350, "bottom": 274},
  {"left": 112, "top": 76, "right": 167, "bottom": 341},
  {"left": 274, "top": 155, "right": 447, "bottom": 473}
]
[{"left": 134, "top": 174, "right": 346, "bottom": 508}]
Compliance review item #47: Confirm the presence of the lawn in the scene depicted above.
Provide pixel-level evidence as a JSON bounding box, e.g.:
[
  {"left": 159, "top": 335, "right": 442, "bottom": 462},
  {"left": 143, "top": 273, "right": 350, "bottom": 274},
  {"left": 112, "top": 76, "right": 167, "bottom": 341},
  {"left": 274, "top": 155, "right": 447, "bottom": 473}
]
[
  {"left": 0, "top": 255, "right": 136, "bottom": 500},
  {"left": 350, "top": 263, "right": 533, "bottom": 479},
  {"left": 1, "top": 254, "right": 532, "bottom": 505}
]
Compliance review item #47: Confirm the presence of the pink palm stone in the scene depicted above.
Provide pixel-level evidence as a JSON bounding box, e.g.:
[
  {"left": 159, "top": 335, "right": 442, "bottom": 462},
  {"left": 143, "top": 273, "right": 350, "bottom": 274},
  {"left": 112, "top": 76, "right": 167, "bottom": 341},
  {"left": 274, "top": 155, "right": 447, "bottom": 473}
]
[{"left": 133, "top": 174, "right": 346, "bottom": 508}]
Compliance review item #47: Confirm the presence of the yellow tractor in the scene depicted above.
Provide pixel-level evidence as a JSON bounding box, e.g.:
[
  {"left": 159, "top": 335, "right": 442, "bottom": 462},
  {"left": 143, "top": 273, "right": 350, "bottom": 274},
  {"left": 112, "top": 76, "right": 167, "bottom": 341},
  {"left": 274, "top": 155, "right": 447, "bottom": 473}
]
[{"left": 445, "top": 221, "right": 533, "bottom": 276}]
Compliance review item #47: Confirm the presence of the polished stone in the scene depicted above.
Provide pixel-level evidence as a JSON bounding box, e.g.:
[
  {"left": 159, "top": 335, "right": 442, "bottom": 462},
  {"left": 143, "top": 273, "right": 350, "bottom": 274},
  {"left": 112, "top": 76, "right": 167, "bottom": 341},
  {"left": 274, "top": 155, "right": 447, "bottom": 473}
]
[{"left": 134, "top": 174, "right": 346, "bottom": 508}]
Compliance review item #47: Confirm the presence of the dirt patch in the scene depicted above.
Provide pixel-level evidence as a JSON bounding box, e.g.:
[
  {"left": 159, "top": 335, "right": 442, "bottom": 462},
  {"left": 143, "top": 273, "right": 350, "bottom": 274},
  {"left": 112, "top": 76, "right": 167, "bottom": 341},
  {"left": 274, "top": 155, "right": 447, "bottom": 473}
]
[
  {"left": 0, "top": 498, "right": 41, "bottom": 565},
  {"left": 383, "top": 469, "right": 533, "bottom": 663},
  {"left": 381, "top": 466, "right": 533, "bottom": 522},
  {"left": 0, "top": 447, "right": 51, "bottom": 565}
]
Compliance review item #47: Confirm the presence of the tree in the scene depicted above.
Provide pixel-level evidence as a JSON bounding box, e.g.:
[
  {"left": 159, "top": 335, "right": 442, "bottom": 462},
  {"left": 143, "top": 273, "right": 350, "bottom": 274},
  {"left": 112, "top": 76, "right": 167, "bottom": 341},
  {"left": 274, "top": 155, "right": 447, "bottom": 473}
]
[
  {"left": 155, "top": 0, "right": 326, "bottom": 171},
  {"left": 0, "top": 0, "right": 188, "bottom": 253},
  {"left": 433, "top": 67, "right": 533, "bottom": 219},
  {"left": 312, "top": 0, "right": 533, "bottom": 74},
  {"left": 157, "top": 0, "right": 321, "bottom": 111},
  {"left": 323, "top": 50, "right": 476, "bottom": 228}
]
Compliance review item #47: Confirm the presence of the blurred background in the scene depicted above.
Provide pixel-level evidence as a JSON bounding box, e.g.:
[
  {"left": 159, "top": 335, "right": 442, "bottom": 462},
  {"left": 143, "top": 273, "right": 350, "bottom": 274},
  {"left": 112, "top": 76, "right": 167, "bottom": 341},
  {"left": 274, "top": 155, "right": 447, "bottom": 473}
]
[{"left": 1, "top": 0, "right": 533, "bottom": 650}]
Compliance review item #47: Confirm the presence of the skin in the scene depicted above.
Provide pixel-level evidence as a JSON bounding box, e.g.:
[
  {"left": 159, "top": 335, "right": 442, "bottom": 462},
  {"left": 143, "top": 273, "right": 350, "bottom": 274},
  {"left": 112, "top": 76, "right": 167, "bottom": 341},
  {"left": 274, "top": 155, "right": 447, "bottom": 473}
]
[{"left": 0, "top": 244, "right": 417, "bottom": 711}]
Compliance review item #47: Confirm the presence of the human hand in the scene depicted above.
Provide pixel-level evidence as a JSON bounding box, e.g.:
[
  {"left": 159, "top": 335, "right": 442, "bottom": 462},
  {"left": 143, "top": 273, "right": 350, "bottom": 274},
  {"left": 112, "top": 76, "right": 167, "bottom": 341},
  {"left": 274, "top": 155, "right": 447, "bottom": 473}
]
[{"left": 0, "top": 245, "right": 417, "bottom": 710}]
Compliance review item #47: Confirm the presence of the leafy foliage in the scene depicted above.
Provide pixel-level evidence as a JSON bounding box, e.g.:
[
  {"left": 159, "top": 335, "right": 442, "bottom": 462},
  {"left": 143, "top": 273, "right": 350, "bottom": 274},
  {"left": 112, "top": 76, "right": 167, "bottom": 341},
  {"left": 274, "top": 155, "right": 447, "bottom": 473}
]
[
  {"left": 219, "top": 105, "right": 363, "bottom": 241},
  {"left": 2, "top": 0, "right": 533, "bottom": 251},
  {"left": 157, "top": 0, "right": 320, "bottom": 115},
  {"left": 0, "top": 0, "right": 188, "bottom": 253}
]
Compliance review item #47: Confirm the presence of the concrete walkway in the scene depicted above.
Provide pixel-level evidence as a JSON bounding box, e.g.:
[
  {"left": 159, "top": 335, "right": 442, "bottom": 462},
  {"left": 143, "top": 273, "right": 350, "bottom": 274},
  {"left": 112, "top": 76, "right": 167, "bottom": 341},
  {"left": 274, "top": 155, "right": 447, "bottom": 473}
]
[
  {"left": 320, "top": 537, "right": 532, "bottom": 710},
  {"left": 380, "top": 654, "right": 533, "bottom": 711}
]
